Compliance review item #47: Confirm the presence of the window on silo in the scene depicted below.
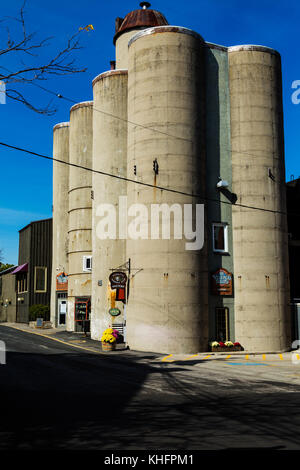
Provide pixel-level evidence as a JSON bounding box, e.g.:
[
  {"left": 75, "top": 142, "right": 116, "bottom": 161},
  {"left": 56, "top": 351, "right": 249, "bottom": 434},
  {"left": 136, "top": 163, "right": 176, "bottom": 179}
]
[
  {"left": 34, "top": 267, "right": 47, "bottom": 293},
  {"left": 83, "top": 256, "right": 92, "bottom": 272},
  {"left": 212, "top": 223, "right": 228, "bottom": 253}
]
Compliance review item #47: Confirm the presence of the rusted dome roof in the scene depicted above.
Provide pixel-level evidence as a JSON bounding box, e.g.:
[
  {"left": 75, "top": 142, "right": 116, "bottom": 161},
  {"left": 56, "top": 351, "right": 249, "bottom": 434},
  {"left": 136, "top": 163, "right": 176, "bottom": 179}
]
[{"left": 114, "top": 2, "right": 168, "bottom": 44}]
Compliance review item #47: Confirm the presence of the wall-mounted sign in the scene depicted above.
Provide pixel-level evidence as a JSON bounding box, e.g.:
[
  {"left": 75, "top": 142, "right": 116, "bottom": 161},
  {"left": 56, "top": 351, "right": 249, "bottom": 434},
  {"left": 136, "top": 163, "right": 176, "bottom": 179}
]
[
  {"left": 109, "top": 308, "right": 121, "bottom": 317},
  {"left": 56, "top": 272, "right": 68, "bottom": 291},
  {"left": 211, "top": 268, "right": 233, "bottom": 296},
  {"left": 109, "top": 272, "right": 127, "bottom": 289}
]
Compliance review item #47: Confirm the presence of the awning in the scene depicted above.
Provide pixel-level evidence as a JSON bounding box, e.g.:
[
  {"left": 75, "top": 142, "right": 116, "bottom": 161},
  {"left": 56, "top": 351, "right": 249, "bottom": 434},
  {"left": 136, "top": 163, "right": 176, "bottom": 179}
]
[{"left": 11, "top": 263, "right": 28, "bottom": 274}]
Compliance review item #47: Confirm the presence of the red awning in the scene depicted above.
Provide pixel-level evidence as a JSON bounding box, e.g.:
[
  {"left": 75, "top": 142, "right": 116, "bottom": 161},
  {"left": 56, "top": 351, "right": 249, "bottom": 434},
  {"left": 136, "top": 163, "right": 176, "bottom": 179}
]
[{"left": 11, "top": 263, "right": 28, "bottom": 274}]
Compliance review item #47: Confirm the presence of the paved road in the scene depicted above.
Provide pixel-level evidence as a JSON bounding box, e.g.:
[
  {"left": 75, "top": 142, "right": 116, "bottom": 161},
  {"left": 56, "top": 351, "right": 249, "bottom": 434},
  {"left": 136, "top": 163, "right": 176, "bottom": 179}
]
[{"left": 1, "top": 325, "right": 300, "bottom": 450}]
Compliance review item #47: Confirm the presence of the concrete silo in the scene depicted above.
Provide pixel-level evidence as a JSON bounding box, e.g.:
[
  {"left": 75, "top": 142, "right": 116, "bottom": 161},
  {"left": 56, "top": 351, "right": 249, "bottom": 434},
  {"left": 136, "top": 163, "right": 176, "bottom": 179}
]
[
  {"left": 126, "top": 26, "right": 209, "bottom": 354},
  {"left": 91, "top": 70, "right": 128, "bottom": 341},
  {"left": 51, "top": 123, "right": 69, "bottom": 327},
  {"left": 228, "top": 45, "right": 291, "bottom": 351},
  {"left": 114, "top": 2, "right": 168, "bottom": 70},
  {"left": 68, "top": 101, "right": 93, "bottom": 332}
]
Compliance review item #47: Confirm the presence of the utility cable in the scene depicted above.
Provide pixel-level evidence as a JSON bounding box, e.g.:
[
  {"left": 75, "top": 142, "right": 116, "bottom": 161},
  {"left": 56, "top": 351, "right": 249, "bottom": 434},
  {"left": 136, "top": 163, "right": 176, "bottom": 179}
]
[
  {"left": 0, "top": 140, "right": 297, "bottom": 218},
  {"left": 1, "top": 64, "right": 294, "bottom": 182}
]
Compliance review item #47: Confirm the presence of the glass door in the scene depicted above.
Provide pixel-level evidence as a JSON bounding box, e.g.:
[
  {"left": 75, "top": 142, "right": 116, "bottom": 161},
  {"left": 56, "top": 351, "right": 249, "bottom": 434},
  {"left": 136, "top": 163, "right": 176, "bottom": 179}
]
[{"left": 58, "top": 299, "right": 67, "bottom": 326}]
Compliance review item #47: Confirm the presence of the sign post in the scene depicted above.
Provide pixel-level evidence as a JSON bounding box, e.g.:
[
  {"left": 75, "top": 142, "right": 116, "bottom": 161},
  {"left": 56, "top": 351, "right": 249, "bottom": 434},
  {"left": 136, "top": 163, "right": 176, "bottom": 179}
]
[{"left": 109, "top": 271, "right": 128, "bottom": 343}]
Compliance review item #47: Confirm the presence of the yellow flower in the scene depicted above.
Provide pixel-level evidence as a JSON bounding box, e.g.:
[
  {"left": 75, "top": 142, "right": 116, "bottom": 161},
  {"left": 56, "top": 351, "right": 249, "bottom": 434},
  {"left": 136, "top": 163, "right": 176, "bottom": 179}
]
[{"left": 101, "top": 328, "right": 117, "bottom": 343}]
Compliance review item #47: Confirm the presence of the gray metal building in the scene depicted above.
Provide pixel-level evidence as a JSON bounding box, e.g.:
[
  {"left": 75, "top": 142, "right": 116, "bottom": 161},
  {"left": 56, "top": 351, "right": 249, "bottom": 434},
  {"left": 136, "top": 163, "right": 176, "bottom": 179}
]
[{"left": 13, "top": 218, "right": 52, "bottom": 323}]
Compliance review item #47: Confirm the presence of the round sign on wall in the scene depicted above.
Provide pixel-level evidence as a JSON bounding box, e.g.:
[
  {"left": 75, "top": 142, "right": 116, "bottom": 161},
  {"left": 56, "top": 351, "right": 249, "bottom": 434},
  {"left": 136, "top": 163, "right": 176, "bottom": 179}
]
[{"left": 109, "top": 308, "right": 121, "bottom": 317}]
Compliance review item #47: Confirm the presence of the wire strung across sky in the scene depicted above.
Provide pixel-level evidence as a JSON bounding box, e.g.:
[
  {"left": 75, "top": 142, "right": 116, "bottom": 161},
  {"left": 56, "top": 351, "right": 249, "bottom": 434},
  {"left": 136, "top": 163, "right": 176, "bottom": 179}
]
[
  {"left": 0, "top": 140, "right": 296, "bottom": 218},
  {"left": 1, "top": 64, "right": 290, "bottom": 170},
  {"left": 0, "top": 66, "right": 295, "bottom": 217}
]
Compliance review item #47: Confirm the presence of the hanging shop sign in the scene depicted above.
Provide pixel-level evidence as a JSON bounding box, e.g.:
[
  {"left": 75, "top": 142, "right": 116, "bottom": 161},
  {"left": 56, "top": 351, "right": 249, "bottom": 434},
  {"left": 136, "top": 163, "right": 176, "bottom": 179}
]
[
  {"left": 109, "top": 272, "right": 128, "bottom": 304},
  {"left": 109, "top": 308, "right": 121, "bottom": 317},
  {"left": 211, "top": 268, "right": 233, "bottom": 296},
  {"left": 56, "top": 272, "right": 68, "bottom": 291},
  {"left": 109, "top": 271, "right": 127, "bottom": 289}
]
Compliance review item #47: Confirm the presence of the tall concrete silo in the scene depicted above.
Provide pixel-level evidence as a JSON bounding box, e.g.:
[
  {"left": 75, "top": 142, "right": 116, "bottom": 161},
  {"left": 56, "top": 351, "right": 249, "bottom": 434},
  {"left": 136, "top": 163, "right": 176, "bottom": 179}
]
[
  {"left": 51, "top": 123, "right": 69, "bottom": 327},
  {"left": 228, "top": 45, "right": 291, "bottom": 351},
  {"left": 68, "top": 101, "right": 93, "bottom": 332},
  {"left": 91, "top": 70, "right": 128, "bottom": 341},
  {"left": 126, "top": 26, "right": 209, "bottom": 354},
  {"left": 114, "top": 2, "right": 168, "bottom": 70}
]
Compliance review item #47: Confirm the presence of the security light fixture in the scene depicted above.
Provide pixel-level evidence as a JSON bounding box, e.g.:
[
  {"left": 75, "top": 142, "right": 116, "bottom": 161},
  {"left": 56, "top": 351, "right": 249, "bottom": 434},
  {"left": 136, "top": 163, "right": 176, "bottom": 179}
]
[{"left": 216, "top": 177, "right": 229, "bottom": 189}]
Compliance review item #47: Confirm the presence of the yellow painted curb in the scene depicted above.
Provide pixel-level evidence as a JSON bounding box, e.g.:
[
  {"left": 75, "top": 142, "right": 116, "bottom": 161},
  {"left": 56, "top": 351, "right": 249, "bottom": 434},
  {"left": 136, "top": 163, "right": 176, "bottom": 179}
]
[
  {"left": 162, "top": 354, "right": 174, "bottom": 362},
  {"left": 185, "top": 354, "right": 199, "bottom": 360}
]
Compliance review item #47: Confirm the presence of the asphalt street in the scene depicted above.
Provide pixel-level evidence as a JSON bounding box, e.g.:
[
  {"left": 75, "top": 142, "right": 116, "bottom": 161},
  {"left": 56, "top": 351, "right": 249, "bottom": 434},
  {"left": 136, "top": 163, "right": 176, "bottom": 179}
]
[{"left": 1, "top": 325, "right": 300, "bottom": 451}]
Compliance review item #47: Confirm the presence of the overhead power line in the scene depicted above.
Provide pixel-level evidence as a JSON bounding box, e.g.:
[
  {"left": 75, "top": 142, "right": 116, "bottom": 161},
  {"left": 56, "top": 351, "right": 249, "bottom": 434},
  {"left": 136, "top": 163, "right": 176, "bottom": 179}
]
[
  {"left": 0, "top": 140, "right": 296, "bottom": 218},
  {"left": 1, "top": 65, "right": 289, "bottom": 177}
]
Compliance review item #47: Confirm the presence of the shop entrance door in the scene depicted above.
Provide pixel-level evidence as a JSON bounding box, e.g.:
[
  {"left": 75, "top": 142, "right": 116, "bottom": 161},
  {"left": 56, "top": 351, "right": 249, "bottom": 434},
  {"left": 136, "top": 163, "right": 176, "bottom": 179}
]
[
  {"left": 215, "top": 307, "right": 229, "bottom": 342},
  {"left": 74, "top": 297, "right": 91, "bottom": 333},
  {"left": 57, "top": 294, "right": 67, "bottom": 326},
  {"left": 291, "top": 302, "right": 300, "bottom": 343}
]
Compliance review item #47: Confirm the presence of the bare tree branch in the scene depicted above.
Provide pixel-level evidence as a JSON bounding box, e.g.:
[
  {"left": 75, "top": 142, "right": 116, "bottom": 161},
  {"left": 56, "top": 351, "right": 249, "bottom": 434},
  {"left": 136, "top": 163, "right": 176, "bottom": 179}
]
[
  {"left": 0, "top": 0, "right": 88, "bottom": 113},
  {"left": 5, "top": 88, "right": 57, "bottom": 115}
]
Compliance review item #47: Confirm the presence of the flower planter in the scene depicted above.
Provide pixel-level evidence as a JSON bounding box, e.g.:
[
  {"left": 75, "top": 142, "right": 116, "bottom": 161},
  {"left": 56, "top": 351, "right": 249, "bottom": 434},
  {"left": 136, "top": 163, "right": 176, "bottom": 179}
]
[
  {"left": 101, "top": 341, "right": 116, "bottom": 352},
  {"left": 211, "top": 345, "right": 243, "bottom": 352}
]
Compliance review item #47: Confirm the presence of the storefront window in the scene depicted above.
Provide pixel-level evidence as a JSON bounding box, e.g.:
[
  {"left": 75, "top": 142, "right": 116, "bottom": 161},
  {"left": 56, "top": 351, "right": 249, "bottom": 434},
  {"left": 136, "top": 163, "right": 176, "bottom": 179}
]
[
  {"left": 17, "top": 273, "right": 28, "bottom": 293},
  {"left": 216, "top": 307, "right": 229, "bottom": 342}
]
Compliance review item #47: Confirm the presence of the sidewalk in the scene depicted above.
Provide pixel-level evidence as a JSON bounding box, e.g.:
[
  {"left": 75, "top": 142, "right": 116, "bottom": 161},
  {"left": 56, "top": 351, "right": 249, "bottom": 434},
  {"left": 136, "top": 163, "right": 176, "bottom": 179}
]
[
  {"left": 1, "top": 322, "right": 162, "bottom": 361},
  {"left": 1, "top": 322, "right": 296, "bottom": 364}
]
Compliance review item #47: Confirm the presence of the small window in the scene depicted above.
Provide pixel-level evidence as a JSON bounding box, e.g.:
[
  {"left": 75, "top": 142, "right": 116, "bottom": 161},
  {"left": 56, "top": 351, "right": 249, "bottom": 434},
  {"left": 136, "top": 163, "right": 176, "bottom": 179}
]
[
  {"left": 216, "top": 307, "right": 229, "bottom": 342},
  {"left": 83, "top": 256, "right": 92, "bottom": 272},
  {"left": 34, "top": 267, "right": 47, "bottom": 293},
  {"left": 212, "top": 223, "right": 228, "bottom": 253},
  {"left": 18, "top": 273, "right": 28, "bottom": 293}
]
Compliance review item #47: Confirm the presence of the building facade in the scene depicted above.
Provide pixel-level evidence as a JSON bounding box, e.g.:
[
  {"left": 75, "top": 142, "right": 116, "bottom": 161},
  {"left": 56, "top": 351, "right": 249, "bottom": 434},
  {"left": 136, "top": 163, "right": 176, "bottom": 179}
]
[
  {"left": 13, "top": 218, "right": 52, "bottom": 323},
  {"left": 0, "top": 266, "right": 17, "bottom": 322},
  {"left": 286, "top": 178, "right": 300, "bottom": 342},
  {"left": 51, "top": 3, "right": 291, "bottom": 353}
]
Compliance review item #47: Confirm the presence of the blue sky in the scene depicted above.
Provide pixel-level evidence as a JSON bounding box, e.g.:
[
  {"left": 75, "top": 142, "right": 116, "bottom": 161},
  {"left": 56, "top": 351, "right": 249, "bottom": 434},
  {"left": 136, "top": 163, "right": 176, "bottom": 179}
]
[{"left": 0, "top": 0, "right": 299, "bottom": 264}]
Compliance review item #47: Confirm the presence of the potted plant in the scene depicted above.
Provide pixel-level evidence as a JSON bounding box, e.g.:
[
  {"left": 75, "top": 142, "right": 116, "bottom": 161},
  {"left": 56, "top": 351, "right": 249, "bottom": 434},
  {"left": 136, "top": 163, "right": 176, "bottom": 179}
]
[
  {"left": 101, "top": 328, "right": 119, "bottom": 351},
  {"left": 210, "top": 341, "right": 243, "bottom": 352}
]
